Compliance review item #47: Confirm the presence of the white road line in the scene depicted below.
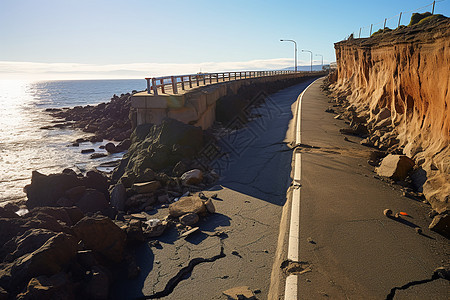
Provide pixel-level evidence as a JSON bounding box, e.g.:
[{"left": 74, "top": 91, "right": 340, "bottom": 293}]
[{"left": 284, "top": 78, "right": 321, "bottom": 300}]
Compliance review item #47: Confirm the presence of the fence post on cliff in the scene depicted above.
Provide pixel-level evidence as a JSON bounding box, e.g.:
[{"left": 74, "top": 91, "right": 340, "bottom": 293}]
[
  {"left": 369, "top": 24, "right": 373, "bottom": 36},
  {"left": 432, "top": 1, "right": 435, "bottom": 14},
  {"left": 383, "top": 18, "right": 387, "bottom": 29},
  {"left": 398, "top": 12, "right": 402, "bottom": 27},
  {"left": 359, "top": 27, "right": 361, "bottom": 38}
]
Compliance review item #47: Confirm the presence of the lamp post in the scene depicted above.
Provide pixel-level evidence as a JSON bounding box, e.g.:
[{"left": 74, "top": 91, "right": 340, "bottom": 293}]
[
  {"left": 315, "top": 54, "right": 323, "bottom": 70},
  {"left": 280, "top": 39, "right": 297, "bottom": 72},
  {"left": 302, "top": 50, "right": 313, "bottom": 72}
]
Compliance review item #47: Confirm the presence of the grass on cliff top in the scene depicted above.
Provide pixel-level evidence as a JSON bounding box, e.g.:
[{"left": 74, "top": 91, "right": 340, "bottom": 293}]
[
  {"left": 409, "top": 12, "right": 447, "bottom": 26},
  {"left": 371, "top": 27, "right": 393, "bottom": 37}
]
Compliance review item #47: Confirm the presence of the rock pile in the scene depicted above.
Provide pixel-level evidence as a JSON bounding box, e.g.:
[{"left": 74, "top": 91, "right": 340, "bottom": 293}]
[
  {"left": 0, "top": 206, "right": 126, "bottom": 299},
  {"left": 47, "top": 93, "right": 135, "bottom": 141}
]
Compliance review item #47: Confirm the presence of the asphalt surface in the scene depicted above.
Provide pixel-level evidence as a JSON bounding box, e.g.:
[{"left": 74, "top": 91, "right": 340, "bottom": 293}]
[
  {"left": 293, "top": 78, "right": 449, "bottom": 299},
  {"left": 113, "top": 78, "right": 318, "bottom": 299}
]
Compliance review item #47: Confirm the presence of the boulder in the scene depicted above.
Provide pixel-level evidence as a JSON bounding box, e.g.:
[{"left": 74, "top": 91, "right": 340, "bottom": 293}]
[
  {"left": 125, "top": 219, "right": 145, "bottom": 243},
  {"left": 116, "top": 139, "right": 131, "bottom": 151},
  {"left": 429, "top": 213, "right": 449, "bottom": 238},
  {"left": 72, "top": 216, "right": 126, "bottom": 263},
  {"left": 65, "top": 186, "right": 86, "bottom": 202},
  {"left": 375, "top": 154, "right": 415, "bottom": 181},
  {"left": 90, "top": 153, "right": 108, "bottom": 159},
  {"left": 82, "top": 171, "right": 109, "bottom": 201},
  {"left": 25, "top": 171, "right": 83, "bottom": 209},
  {"left": 75, "top": 189, "right": 109, "bottom": 214},
  {"left": 3, "top": 233, "right": 78, "bottom": 290},
  {"left": 0, "top": 207, "right": 18, "bottom": 219},
  {"left": 16, "top": 272, "right": 73, "bottom": 300},
  {"left": 169, "top": 196, "right": 207, "bottom": 217},
  {"left": 110, "top": 183, "right": 126, "bottom": 211},
  {"left": 26, "top": 207, "right": 73, "bottom": 226},
  {"left": 181, "top": 169, "right": 203, "bottom": 186},
  {"left": 81, "top": 149, "right": 95, "bottom": 154},
  {"left": 2, "top": 229, "right": 57, "bottom": 263},
  {"left": 179, "top": 213, "right": 199, "bottom": 226},
  {"left": 105, "top": 142, "right": 118, "bottom": 154},
  {"left": 132, "top": 181, "right": 161, "bottom": 194}
]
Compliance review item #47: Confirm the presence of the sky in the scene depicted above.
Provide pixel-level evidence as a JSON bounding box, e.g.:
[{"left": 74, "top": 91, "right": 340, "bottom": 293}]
[{"left": 0, "top": 0, "right": 448, "bottom": 80}]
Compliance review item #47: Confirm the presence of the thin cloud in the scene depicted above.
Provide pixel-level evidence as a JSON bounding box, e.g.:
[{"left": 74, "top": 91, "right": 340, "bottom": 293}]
[{"left": 0, "top": 58, "right": 319, "bottom": 80}]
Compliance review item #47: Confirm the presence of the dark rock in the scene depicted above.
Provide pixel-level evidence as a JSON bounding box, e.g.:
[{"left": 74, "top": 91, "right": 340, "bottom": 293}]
[
  {"left": 76, "top": 250, "right": 98, "bottom": 269},
  {"left": 3, "top": 233, "right": 78, "bottom": 291},
  {"left": 116, "top": 139, "right": 131, "bottom": 151},
  {"left": 81, "top": 149, "right": 95, "bottom": 154},
  {"left": 72, "top": 216, "right": 126, "bottom": 263},
  {"left": 83, "top": 265, "right": 109, "bottom": 300},
  {"left": 27, "top": 207, "right": 74, "bottom": 226},
  {"left": 112, "top": 119, "right": 203, "bottom": 185},
  {"left": 105, "top": 142, "right": 118, "bottom": 154},
  {"left": 172, "top": 161, "right": 189, "bottom": 176},
  {"left": 65, "top": 186, "right": 86, "bottom": 202},
  {"left": 0, "top": 207, "right": 18, "bottom": 218},
  {"left": 90, "top": 153, "right": 107, "bottom": 159},
  {"left": 25, "top": 171, "right": 83, "bottom": 209},
  {"left": 125, "top": 219, "right": 145, "bottom": 243},
  {"left": 16, "top": 272, "right": 73, "bottom": 300},
  {"left": 1, "top": 229, "right": 56, "bottom": 263},
  {"left": 110, "top": 183, "right": 126, "bottom": 211},
  {"left": 83, "top": 170, "right": 109, "bottom": 201},
  {"left": 75, "top": 189, "right": 109, "bottom": 214}
]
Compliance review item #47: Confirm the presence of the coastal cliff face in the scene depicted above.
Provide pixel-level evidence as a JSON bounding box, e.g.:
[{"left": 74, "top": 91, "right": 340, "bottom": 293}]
[{"left": 331, "top": 17, "right": 449, "bottom": 212}]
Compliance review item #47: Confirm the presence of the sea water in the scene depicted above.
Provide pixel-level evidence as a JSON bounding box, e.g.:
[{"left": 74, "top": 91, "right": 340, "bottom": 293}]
[{"left": 0, "top": 79, "right": 145, "bottom": 203}]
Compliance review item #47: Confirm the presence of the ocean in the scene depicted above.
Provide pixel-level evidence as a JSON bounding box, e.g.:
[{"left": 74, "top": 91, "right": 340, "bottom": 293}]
[{"left": 0, "top": 79, "right": 145, "bottom": 203}]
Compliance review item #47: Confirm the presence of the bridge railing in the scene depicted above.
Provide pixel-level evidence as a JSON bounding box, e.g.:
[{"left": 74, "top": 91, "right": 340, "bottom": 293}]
[{"left": 144, "top": 70, "right": 304, "bottom": 95}]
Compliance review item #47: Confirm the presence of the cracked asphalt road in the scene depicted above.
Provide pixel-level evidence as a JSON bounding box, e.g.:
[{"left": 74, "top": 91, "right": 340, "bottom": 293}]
[
  {"left": 112, "top": 79, "right": 319, "bottom": 299},
  {"left": 294, "top": 78, "right": 449, "bottom": 299}
]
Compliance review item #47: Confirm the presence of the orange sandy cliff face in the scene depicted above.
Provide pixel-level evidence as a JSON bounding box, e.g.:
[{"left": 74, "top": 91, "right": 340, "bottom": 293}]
[{"left": 331, "top": 16, "right": 449, "bottom": 213}]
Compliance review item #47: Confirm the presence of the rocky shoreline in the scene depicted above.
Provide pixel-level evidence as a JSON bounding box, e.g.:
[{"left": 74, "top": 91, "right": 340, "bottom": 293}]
[
  {"left": 0, "top": 74, "right": 323, "bottom": 299},
  {"left": 322, "top": 76, "right": 449, "bottom": 238},
  {"left": 45, "top": 92, "right": 136, "bottom": 142}
]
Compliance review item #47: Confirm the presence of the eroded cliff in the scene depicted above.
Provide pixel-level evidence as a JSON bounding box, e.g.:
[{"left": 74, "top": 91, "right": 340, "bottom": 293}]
[{"left": 331, "top": 16, "right": 449, "bottom": 212}]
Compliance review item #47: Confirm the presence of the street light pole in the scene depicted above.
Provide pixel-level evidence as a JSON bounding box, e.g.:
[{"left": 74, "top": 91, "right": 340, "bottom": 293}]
[
  {"left": 280, "top": 39, "right": 297, "bottom": 72},
  {"left": 315, "top": 54, "right": 323, "bottom": 70},
  {"left": 302, "top": 50, "right": 313, "bottom": 72}
]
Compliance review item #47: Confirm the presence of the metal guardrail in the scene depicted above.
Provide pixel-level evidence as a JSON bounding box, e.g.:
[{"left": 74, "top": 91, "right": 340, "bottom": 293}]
[{"left": 144, "top": 70, "right": 304, "bottom": 95}]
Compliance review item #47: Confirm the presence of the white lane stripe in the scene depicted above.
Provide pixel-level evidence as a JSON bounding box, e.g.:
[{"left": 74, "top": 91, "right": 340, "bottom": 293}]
[{"left": 285, "top": 78, "right": 321, "bottom": 300}]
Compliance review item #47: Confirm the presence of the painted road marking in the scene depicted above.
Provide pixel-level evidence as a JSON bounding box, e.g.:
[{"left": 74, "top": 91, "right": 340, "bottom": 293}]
[{"left": 284, "top": 78, "right": 321, "bottom": 300}]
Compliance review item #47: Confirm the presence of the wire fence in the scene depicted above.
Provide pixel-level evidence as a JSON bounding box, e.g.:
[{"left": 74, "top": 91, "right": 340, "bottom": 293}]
[{"left": 345, "top": 0, "right": 447, "bottom": 39}]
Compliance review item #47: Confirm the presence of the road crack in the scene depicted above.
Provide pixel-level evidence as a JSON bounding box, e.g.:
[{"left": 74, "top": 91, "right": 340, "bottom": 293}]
[
  {"left": 138, "top": 239, "right": 226, "bottom": 299},
  {"left": 386, "top": 267, "right": 449, "bottom": 300}
]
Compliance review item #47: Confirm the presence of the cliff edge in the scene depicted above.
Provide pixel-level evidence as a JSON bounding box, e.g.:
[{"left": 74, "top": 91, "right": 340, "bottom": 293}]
[{"left": 330, "top": 15, "right": 449, "bottom": 214}]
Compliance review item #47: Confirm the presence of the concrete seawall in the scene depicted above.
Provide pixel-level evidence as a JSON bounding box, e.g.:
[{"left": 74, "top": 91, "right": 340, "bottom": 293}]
[{"left": 131, "top": 72, "right": 325, "bottom": 130}]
